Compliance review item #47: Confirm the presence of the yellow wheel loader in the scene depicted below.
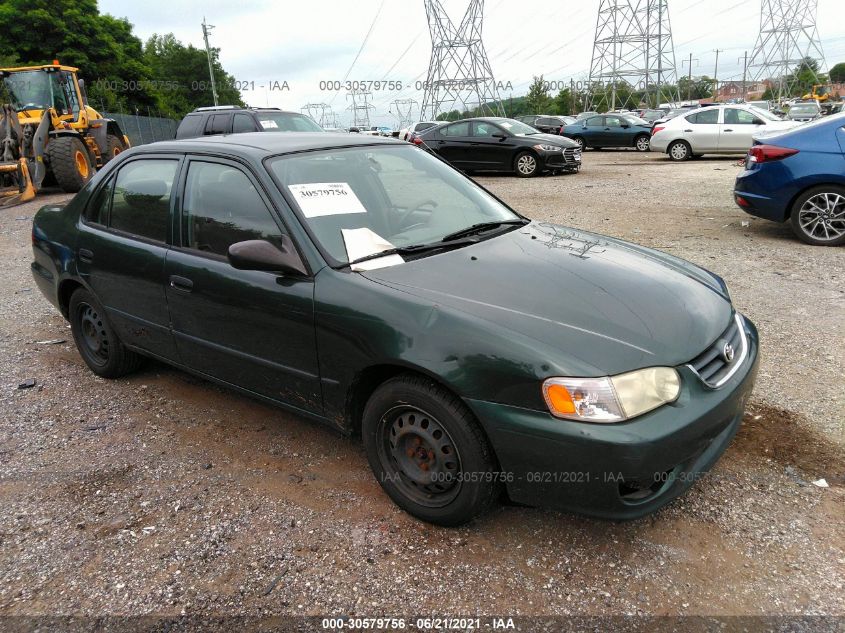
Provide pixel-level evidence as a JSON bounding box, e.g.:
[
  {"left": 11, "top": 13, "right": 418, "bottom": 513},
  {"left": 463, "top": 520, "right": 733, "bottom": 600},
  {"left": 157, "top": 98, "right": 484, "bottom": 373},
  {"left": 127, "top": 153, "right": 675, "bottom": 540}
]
[{"left": 0, "top": 62, "right": 131, "bottom": 207}]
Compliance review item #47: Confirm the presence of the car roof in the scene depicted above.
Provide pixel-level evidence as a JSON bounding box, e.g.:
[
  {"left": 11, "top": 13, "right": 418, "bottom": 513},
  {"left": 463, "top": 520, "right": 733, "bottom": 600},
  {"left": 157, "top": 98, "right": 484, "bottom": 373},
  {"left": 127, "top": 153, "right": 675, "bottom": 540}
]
[{"left": 138, "top": 132, "right": 403, "bottom": 158}]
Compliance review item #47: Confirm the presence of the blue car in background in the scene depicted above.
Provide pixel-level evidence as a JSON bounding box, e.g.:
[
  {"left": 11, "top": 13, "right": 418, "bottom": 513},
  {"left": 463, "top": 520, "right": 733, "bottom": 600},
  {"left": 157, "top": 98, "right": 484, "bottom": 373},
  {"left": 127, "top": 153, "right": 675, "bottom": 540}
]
[
  {"left": 561, "top": 114, "right": 653, "bottom": 152},
  {"left": 733, "top": 112, "right": 845, "bottom": 246}
]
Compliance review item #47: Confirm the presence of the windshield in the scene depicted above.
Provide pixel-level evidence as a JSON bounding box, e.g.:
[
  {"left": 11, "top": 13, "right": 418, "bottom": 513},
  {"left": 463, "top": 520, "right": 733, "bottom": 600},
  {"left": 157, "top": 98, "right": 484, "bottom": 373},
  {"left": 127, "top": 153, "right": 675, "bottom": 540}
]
[
  {"left": 497, "top": 119, "right": 541, "bottom": 135},
  {"left": 789, "top": 104, "right": 819, "bottom": 115},
  {"left": 268, "top": 145, "right": 521, "bottom": 265},
  {"left": 257, "top": 112, "right": 323, "bottom": 132},
  {"left": 0, "top": 70, "right": 66, "bottom": 112},
  {"left": 748, "top": 106, "right": 781, "bottom": 121},
  {"left": 623, "top": 114, "right": 649, "bottom": 125}
]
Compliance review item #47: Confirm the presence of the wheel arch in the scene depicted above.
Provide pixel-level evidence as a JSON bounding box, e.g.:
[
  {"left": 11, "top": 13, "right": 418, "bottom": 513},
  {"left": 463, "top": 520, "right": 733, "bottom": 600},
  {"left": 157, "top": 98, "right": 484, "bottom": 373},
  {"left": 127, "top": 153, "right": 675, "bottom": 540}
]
[{"left": 57, "top": 278, "right": 86, "bottom": 319}]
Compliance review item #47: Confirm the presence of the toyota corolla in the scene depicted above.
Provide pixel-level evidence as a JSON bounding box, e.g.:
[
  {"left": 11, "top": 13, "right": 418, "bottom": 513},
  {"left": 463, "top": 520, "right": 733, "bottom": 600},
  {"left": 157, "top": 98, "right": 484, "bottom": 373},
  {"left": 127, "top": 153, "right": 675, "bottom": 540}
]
[{"left": 31, "top": 132, "right": 758, "bottom": 525}]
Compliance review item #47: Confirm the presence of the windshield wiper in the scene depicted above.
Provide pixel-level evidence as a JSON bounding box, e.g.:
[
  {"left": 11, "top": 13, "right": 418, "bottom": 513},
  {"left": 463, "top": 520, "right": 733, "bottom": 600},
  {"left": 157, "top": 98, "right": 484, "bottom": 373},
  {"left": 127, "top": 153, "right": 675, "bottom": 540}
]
[
  {"left": 440, "top": 219, "right": 529, "bottom": 242},
  {"left": 347, "top": 238, "right": 479, "bottom": 266}
]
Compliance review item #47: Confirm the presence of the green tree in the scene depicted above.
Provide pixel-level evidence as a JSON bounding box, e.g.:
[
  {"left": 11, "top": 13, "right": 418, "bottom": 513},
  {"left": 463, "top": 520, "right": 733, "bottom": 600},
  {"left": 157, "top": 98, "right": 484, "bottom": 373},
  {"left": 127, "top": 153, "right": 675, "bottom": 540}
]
[
  {"left": 525, "top": 75, "right": 552, "bottom": 114},
  {"left": 831, "top": 62, "right": 845, "bottom": 83},
  {"left": 678, "top": 76, "right": 715, "bottom": 101}
]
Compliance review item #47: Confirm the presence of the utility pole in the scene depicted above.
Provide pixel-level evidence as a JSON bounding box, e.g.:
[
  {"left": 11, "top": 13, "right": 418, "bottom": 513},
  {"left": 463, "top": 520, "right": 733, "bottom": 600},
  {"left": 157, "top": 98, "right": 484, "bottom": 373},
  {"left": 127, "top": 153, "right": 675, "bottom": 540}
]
[
  {"left": 682, "top": 54, "right": 698, "bottom": 102},
  {"left": 201, "top": 17, "right": 219, "bottom": 107},
  {"left": 738, "top": 51, "right": 749, "bottom": 101},
  {"left": 712, "top": 48, "right": 724, "bottom": 102}
]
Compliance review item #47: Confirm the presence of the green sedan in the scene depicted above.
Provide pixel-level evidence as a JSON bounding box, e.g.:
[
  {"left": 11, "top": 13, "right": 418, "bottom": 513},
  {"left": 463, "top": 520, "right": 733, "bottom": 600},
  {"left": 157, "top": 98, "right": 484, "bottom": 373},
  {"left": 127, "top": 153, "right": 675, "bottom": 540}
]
[{"left": 31, "top": 132, "right": 758, "bottom": 525}]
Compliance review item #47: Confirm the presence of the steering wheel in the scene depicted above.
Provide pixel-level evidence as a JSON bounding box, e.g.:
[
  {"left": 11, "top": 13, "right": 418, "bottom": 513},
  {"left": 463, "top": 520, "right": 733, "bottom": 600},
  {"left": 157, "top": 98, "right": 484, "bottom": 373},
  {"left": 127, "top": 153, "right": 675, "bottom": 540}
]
[{"left": 395, "top": 199, "right": 438, "bottom": 232}]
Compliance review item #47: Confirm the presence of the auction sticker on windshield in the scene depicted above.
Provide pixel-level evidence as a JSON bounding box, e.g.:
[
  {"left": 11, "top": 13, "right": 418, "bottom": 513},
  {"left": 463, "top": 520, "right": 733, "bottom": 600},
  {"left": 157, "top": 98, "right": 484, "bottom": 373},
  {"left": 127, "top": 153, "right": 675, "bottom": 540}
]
[
  {"left": 287, "top": 182, "right": 367, "bottom": 218},
  {"left": 259, "top": 119, "right": 279, "bottom": 129}
]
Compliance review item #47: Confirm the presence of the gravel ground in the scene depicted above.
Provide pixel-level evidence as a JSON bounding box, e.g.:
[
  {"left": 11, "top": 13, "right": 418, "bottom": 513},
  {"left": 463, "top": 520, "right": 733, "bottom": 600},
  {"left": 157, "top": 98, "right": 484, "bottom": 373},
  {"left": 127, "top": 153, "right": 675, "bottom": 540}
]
[{"left": 0, "top": 151, "right": 843, "bottom": 624}]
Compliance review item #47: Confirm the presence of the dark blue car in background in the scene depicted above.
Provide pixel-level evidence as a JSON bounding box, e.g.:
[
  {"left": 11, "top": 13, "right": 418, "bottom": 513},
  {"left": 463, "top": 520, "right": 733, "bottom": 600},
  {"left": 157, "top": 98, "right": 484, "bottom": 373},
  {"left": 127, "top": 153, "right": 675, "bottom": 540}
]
[
  {"left": 734, "top": 112, "right": 845, "bottom": 246},
  {"left": 561, "top": 114, "right": 653, "bottom": 152}
]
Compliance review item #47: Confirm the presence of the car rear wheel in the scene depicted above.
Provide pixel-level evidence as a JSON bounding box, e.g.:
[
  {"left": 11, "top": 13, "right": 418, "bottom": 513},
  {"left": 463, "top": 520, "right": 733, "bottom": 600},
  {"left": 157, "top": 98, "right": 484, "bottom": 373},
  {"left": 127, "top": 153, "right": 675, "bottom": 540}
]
[
  {"left": 362, "top": 374, "right": 499, "bottom": 526},
  {"left": 668, "top": 140, "right": 691, "bottom": 161},
  {"left": 514, "top": 151, "right": 539, "bottom": 177},
  {"left": 635, "top": 135, "right": 651, "bottom": 152},
  {"left": 69, "top": 288, "right": 143, "bottom": 378},
  {"left": 789, "top": 186, "right": 845, "bottom": 246}
]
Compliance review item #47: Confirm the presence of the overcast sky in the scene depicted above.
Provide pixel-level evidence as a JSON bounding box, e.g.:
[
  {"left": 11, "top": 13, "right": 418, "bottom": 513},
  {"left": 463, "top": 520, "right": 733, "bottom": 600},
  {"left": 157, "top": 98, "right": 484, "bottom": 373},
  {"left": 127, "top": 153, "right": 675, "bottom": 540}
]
[{"left": 100, "top": 0, "right": 845, "bottom": 126}]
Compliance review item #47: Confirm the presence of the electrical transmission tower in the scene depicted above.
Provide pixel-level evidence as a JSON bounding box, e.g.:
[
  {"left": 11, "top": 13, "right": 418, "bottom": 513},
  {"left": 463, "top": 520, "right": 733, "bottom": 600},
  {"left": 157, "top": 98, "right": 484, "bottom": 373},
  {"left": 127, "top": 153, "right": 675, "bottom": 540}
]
[
  {"left": 587, "top": 0, "right": 680, "bottom": 111},
  {"left": 391, "top": 99, "right": 418, "bottom": 129},
  {"left": 347, "top": 90, "right": 375, "bottom": 128},
  {"left": 748, "top": 0, "right": 826, "bottom": 102},
  {"left": 302, "top": 102, "right": 330, "bottom": 127},
  {"left": 420, "top": 0, "right": 504, "bottom": 121}
]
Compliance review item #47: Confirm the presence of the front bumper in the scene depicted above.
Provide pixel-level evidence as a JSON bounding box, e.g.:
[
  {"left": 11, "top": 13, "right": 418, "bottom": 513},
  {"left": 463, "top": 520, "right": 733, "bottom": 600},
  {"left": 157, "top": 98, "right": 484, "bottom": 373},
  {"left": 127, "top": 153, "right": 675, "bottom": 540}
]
[
  {"left": 542, "top": 147, "right": 582, "bottom": 170},
  {"left": 466, "top": 315, "right": 759, "bottom": 520}
]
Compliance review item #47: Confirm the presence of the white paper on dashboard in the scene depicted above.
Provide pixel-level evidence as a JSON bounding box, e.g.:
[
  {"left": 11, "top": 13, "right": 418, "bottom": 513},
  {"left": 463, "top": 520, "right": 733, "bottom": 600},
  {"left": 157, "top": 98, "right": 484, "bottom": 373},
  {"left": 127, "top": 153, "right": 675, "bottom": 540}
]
[
  {"left": 287, "top": 182, "right": 368, "bottom": 218},
  {"left": 259, "top": 119, "right": 279, "bottom": 129},
  {"left": 342, "top": 228, "right": 405, "bottom": 271}
]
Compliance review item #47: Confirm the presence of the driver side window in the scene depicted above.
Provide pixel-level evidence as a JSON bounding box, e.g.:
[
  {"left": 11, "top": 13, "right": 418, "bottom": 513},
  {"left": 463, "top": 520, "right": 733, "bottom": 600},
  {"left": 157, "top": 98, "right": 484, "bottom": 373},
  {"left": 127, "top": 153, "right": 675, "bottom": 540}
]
[
  {"left": 181, "top": 161, "right": 285, "bottom": 258},
  {"left": 471, "top": 122, "right": 500, "bottom": 137},
  {"left": 724, "top": 109, "right": 758, "bottom": 125},
  {"left": 604, "top": 116, "right": 623, "bottom": 127}
]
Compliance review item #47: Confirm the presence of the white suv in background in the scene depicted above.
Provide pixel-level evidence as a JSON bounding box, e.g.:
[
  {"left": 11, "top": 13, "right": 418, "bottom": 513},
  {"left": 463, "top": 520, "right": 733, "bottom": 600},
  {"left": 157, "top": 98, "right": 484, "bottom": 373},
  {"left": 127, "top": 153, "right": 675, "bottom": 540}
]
[{"left": 650, "top": 105, "right": 800, "bottom": 161}]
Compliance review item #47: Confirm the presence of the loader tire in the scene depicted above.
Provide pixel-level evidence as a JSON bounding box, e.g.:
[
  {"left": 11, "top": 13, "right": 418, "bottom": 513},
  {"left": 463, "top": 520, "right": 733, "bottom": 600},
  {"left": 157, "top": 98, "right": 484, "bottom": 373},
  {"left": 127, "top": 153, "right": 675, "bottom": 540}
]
[
  {"left": 47, "top": 136, "right": 94, "bottom": 193},
  {"left": 105, "top": 134, "right": 126, "bottom": 163}
]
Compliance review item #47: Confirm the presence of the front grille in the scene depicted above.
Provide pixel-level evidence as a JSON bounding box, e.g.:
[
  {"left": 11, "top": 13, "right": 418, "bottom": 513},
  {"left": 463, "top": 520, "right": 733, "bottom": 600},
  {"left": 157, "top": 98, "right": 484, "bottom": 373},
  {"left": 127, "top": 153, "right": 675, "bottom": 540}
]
[
  {"left": 688, "top": 313, "right": 747, "bottom": 388},
  {"left": 562, "top": 148, "right": 581, "bottom": 165}
]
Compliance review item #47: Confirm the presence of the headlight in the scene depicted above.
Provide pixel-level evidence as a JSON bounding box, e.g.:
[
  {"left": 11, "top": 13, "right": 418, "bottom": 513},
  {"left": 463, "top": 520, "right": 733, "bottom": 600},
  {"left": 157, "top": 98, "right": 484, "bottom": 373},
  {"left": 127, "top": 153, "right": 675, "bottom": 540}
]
[
  {"left": 533, "top": 144, "right": 561, "bottom": 152},
  {"left": 542, "top": 367, "right": 681, "bottom": 423}
]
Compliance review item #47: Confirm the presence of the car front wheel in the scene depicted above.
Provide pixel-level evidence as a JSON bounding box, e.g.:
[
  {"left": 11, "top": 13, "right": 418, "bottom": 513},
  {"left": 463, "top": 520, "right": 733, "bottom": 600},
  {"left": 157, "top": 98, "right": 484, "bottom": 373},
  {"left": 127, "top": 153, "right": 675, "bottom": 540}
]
[
  {"left": 571, "top": 136, "right": 585, "bottom": 150},
  {"left": 635, "top": 135, "right": 651, "bottom": 152},
  {"left": 789, "top": 186, "right": 845, "bottom": 246},
  {"left": 667, "top": 140, "right": 691, "bottom": 161},
  {"left": 362, "top": 375, "right": 499, "bottom": 526},
  {"left": 69, "top": 288, "right": 143, "bottom": 378},
  {"left": 514, "top": 151, "right": 539, "bottom": 177}
]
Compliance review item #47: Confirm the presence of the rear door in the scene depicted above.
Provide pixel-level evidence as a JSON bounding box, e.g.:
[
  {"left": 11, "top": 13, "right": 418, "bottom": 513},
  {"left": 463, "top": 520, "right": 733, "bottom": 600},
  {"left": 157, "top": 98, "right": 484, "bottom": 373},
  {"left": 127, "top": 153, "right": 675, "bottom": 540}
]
[
  {"left": 75, "top": 156, "right": 181, "bottom": 361},
  {"left": 683, "top": 109, "right": 720, "bottom": 152},
  {"left": 164, "top": 156, "right": 322, "bottom": 412},
  {"left": 431, "top": 121, "right": 472, "bottom": 167},
  {"left": 580, "top": 115, "right": 605, "bottom": 146},
  {"left": 720, "top": 107, "right": 761, "bottom": 151}
]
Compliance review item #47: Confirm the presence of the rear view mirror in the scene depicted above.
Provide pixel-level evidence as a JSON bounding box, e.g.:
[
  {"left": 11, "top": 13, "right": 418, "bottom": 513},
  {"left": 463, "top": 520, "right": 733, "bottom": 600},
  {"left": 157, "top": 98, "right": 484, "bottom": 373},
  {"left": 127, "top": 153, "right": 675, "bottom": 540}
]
[{"left": 228, "top": 236, "right": 308, "bottom": 276}]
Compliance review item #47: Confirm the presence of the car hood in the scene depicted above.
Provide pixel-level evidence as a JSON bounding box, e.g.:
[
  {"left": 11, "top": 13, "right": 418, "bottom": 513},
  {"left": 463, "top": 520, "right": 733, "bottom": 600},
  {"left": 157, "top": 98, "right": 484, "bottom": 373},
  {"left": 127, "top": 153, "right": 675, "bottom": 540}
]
[
  {"left": 519, "top": 133, "right": 580, "bottom": 148},
  {"left": 361, "top": 223, "right": 732, "bottom": 376}
]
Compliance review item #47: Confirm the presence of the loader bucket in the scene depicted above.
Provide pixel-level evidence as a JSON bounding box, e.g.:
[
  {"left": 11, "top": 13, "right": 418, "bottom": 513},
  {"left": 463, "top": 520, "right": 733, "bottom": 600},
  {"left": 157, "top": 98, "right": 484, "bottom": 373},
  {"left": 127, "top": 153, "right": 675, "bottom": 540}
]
[{"left": 0, "top": 103, "right": 36, "bottom": 207}]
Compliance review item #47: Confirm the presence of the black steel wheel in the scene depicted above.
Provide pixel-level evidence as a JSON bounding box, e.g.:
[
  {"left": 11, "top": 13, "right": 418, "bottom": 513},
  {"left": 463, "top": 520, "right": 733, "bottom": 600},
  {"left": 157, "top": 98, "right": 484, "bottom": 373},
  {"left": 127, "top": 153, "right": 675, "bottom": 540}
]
[
  {"left": 362, "top": 374, "right": 499, "bottom": 525},
  {"left": 69, "top": 288, "right": 143, "bottom": 378}
]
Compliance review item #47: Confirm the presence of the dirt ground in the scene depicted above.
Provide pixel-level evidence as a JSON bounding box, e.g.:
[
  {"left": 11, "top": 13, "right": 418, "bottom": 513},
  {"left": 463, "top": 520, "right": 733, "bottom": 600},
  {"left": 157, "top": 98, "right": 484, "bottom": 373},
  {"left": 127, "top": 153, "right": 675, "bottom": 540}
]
[{"left": 0, "top": 150, "right": 842, "bottom": 626}]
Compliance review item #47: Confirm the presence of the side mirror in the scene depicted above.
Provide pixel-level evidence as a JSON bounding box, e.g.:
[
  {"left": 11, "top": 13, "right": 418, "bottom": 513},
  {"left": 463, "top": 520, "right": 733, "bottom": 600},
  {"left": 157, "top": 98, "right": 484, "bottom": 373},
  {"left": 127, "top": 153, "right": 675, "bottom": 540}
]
[
  {"left": 492, "top": 133, "right": 507, "bottom": 140},
  {"left": 227, "top": 237, "right": 308, "bottom": 276},
  {"left": 621, "top": 123, "right": 630, "bottom": 128},
  {"left": 78, "top": 78, "right": 89, "bottom": 105},
  {"left": 753, "top": 119, "right": 765, "bottom": 124}
]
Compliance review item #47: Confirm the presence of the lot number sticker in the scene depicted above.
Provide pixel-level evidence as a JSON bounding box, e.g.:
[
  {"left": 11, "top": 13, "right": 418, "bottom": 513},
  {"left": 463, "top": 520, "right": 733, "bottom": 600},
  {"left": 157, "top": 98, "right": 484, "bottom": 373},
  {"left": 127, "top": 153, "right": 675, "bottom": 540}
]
[
  {"left": 287, "top": 182, "right": 367, "bottom": 218},
  {"left": 259, "top": 120, "right": 279, "bottom": 129}
]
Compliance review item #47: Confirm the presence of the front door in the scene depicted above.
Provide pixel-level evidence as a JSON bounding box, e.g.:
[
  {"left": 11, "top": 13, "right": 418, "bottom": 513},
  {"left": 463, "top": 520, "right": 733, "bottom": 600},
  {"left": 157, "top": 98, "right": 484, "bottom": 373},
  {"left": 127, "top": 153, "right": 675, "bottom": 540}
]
[
  {"left": 164, "top": 157, "right": 322, "bottom": 413},
  {"left": 75, "top": 156, "right": 181, "bottom": 361},
  {"left": 468, "top": 121, "right": 513, "bottom": 169},
  {"left": 720, "top": 108, "right": 761, "bottom": 151},
  {"left": 601, "top": 115, "right": 629, "bottom": 146}
]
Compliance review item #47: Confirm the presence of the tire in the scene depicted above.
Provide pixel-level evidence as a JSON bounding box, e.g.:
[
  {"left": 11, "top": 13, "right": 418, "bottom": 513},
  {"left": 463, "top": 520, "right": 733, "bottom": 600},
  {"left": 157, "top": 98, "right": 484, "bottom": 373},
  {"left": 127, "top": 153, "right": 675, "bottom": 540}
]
[
  {"left": 105, "top": 134, "right": 126, "bottom": 163},
  {"left": 46, "top": 136, "right": 94, "bottom": 193},
  {"left": 571, "top": 136, "right": 585, "bottom": 150},
  {"left": 514, "top": 151, "right": 539, "bottom": 177},
  {"left": 667, "top": 140, "right": 691, "bottom": 161},
  {"left": 362, "top": 374, "right": 499, "bottom": 526},
  {"left": 788, "top": 185, "right": 845, "bottom": 246},
  {"left": 634, "top": 134, "right": 651, "bottom": 152},
  {"left": 69, "top": 288, "right": 143, "bottom": 378}
]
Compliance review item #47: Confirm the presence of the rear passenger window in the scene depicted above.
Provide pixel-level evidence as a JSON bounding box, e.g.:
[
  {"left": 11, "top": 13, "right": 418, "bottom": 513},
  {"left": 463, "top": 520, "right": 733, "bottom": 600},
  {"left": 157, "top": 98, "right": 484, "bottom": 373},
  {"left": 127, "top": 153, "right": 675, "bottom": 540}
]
[
  {"left": 181, "top": 161, "right": 284, "bottom": 257},
  {"left": 441, "top": 122, "right": 470, "bottom": 137},
  {"left": 687, "top": 109, "right": 719, "bottom": 124},
  {"left": 204, "top": 114, "right": 231, "bottom": 135},
  {"left": 109, "top": 160, "right": 178, "bottom": 242}
]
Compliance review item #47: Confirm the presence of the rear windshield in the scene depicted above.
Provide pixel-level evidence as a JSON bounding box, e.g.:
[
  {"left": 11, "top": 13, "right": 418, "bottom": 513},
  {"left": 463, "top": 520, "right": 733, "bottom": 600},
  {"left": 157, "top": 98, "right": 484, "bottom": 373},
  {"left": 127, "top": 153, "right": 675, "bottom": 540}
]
[{"left": 255, "top": 112, "right": 323, "bottom": 132}]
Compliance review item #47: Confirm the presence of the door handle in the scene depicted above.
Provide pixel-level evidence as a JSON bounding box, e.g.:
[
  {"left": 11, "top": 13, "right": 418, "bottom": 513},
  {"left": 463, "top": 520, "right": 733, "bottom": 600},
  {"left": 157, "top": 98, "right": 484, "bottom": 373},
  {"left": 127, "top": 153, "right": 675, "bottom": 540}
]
[
  {"left": 684, "top": 129, "right": 693, "bottom": 132},
  {"left": 78, "top": 248, "right": 93, "bottom": 263},
  {"left": 724, "top": 129, "right": 733, "bottom": 132},
  {"left": 169, "top": 275, "right": 193, "bottom": 292}
]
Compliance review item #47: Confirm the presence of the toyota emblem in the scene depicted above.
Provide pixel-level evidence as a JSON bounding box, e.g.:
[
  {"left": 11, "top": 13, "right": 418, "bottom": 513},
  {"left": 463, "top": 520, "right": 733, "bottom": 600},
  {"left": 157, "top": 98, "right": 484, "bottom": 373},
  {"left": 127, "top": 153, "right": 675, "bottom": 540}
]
[{"left": 722, "top": 343, "right": 735, "bottom": 363}]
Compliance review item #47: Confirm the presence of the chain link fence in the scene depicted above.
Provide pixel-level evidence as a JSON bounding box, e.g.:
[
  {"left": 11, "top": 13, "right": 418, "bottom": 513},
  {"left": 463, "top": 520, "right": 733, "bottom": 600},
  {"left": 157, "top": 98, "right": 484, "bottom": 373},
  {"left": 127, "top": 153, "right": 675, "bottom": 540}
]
[{"left": 102, "top": 112, "right": 179, "bottom": 146}]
